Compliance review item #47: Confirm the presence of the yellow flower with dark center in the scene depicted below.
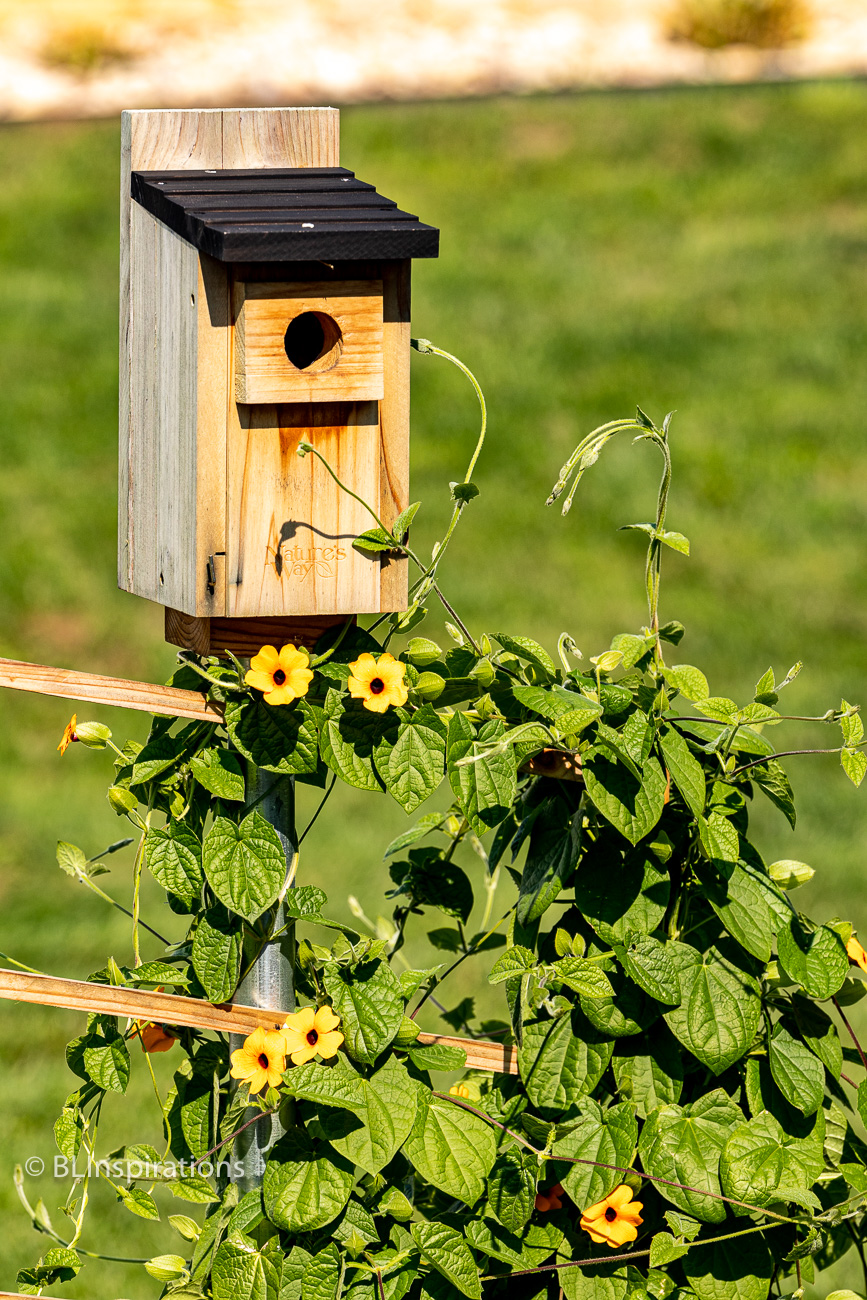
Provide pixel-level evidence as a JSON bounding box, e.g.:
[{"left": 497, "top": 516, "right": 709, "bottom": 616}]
[
  {"left": 58, "top": 714, "right": 77, "bottom": 756},
  {"left": 848, "top": 935, "right": 867, "bottom": 973},
  {"left": 245, "top": 644, "right": 314, "bottom": 706},
  {"left": 580, "top": 1185, "right": 643, "bottom": 1248},
  {"left": 229, "top": 1027, "right": 287, "bottom": 1095},
  {"left": 347, "top": 653, "right": 408, "bottom": 713},
  {"left": 281, "top": 1005, "right": 344, "bottom": 1065}
]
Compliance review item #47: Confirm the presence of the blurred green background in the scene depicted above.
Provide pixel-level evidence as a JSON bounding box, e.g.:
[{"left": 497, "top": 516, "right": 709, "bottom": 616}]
[{"left": 0, "top": 80, "right": 866, "bottom": 1293}]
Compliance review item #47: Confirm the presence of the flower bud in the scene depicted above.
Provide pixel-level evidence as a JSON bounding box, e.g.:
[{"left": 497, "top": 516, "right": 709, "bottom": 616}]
[{"left": 73, "top": 721, "right": 112, "bottom": 749}]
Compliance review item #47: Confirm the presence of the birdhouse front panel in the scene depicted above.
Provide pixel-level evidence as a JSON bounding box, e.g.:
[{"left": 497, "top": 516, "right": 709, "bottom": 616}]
[
  {"left": 119, "top": 109, "right": 438, "bottom": 629},
  {"left": 234, "top": 280, "right": 384, "bottom": 404}
]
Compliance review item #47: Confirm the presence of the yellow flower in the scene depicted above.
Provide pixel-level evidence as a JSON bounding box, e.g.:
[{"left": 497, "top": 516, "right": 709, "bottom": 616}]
[
  {"left": 347, "top": 653, "right": 408, "bottom": 713},
  {"left": 229, "top": 1026, "right": 287, "bottom": 1095},
  {"left": 580, "top": 1185, "right": 644, "bottom": 1249},
  {"left": 848, "top": 936, "right": 867, "bottom": 973},
  {"left": 58, "top": 714, "right": 77, "bottom": 756},
  {"left": 449, "top": 1083, "right": 471, "bottom": 1099},
  {"left": 281, "top": 1005, "right": 344, "bottom": 1066},
  {"left": 245, "top": 644, "right": 313, "bottom": 706}
]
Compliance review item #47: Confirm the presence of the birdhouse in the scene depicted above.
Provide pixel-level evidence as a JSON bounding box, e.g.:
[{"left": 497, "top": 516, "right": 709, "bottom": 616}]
[{"left": 117, "top": 108, "right": 438, "bottom": 656}]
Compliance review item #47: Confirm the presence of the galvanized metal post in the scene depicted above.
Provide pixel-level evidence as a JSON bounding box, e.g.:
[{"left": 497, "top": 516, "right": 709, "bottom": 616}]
[{"left": 228, "top": 766, "right": 296, "bottom": 1194}]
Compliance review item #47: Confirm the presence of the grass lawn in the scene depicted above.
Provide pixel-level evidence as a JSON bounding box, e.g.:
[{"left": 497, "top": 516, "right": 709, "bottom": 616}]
[{"left": 0, "top": 80, "right": 866, "bottom": 1293}]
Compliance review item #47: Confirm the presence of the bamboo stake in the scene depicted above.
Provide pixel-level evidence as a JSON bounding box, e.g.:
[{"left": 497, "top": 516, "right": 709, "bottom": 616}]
[
  {"left": 0, "top": 658, "right": 221, "bottom": 722},
  {"left": 0, "top": 969, "right": 517, "bottom": 1075}
]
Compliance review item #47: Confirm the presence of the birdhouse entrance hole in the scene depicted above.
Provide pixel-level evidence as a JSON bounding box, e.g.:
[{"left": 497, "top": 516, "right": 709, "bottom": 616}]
[{"left": 284, "top": 311, "right": 343, "bottom": 372}]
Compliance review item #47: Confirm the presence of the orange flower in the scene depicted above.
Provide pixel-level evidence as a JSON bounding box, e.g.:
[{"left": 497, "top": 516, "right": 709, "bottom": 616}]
[
  {"left": 281, "top": 1005, "right": 343, "bottom": 1066},
  {"left": 580, "top": 1185, "right": 644, "bottom": 1248},
  {"left": 847, "top": 936, "right": 867, "bottom": 973},
  {"left": 535, "top": 1183, "right": 564, "bottom": 1213},
  {"left": 245, "top": 644, "right": 313, "bottom": 706},
  {"left": 58, "top": 714, "right": 77, "bottom": 756},
  {"left": 229, "top": 1027, "right": 287, "bottom": 1095},
  {"left": 136, "top": 1022, "right": 177, "bottom": 1054},
  {"left": 347, "top": 653, "right": 408, "bottom": 713}
]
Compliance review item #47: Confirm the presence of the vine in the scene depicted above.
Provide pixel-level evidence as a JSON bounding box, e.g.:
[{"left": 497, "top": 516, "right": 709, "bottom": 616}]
[{"left": 12, "top": 353, "right": 867, "bottom": 1299}]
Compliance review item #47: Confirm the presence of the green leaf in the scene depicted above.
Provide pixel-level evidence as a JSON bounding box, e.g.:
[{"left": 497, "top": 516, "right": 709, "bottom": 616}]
[
  {"left": 318, "top": 690, "right": 386, "bottom": 792},
  {"left": 768, "top": 859, "right": 814, "bottom": 890},
  {"left": 411, "top": 1221, "right": 481, "bottom": 1299},
  {"left": 203, "top": 812, "right": 285, "bottom": 922},
  {"left": 842, "top": 747, "right": 867, "bottom": 788},
  {"left": 56, "top": 841, "right": 87, "bottom": 877},
  {"left": 720, "top": 1109, "right": 825, "bottom": 1207},
  {"left": 612, "top": 1024, "right": 684, "bottom": 1119},
  {"left": 393, "top": 501, "right": 421, "bottom": 542},
  {"left": 583, "top": 752, "right": 666, "bottom": 846},
  {"left": 374, "top": 706, "right": 447, "bottom": 813},
  {"left": 750, "top": 759, "right": 796, "bottom": 828},
  {"left": 518, "top": 1009, "right": 613, "bottom": 1112},
  {"left": 517, "top": 798, "right": 581, "bottom": 925},
  {"left": 790, "top": 994, "right": 843, "bottom": 1076},
  {"left": 580, "top": 966, "right": 659, "bottom": 1037},
  {"left": 382, "top": 813, "right": 445, "bottom": 859},
  {"left": 777, "top": 916, "right": 849, "bottom": 999},
  {"left": 190, "top": 748, "right": 245, "bottom": 802},
  {"left": 447, "top": 714, "right": 516, "bottom": 835},
  {"left": 573, "top": 844, "right": 669, "bottom": 945},
  {"left": 680, "top": 1223, "right": 774, "bottom": 1300},
  {"left": 301, "top": 1243, "right": 342, "bottom": 1300},
  {"left": 131, "top": 732, "right": 191, "bottom": 785},
  {"left": 318, "top": 1055, "right": 418, "bottom": 1175},
  {"left": 54, "top": 1109, "right": 83, "bottom": 1160},
  {"left": 619, "top": 934, "right": 680, "bottom": 1005},
  {"left": 404, "top": 1087, "right": 496, "bottom": 1206},
  {"left": 323, "top": 959, "right": 403, "bottom": 1065},
  {"left": 353, "top": 526, "right": 396, "bottom": 553},
  {"left": 553, "top": 1101, "right": 637, "bottom": 1210},
  {"left": 663, "top": 943, "right": 761, "bottom": 1074},
  {"left": 83, "top": 1025, "right": 130, "bottom": 1094},
  {"left": 191, "top": 905, "right": 242, "bottom": 1004},
  {"left": 698, "top": 812, "right": 739, "bottom": 866},
  {"left": 551, "top": 955, "right": 613, "bottom": 999},
  {"left": 488, "top": 945, "right": 536, "bottom": 984},
  {"left": 658, "top": 726, "right": 706, "bottom": 817},
  {"left": 493, "top": 633, "right": 557, "bottom": 678},
  {"left": 224, "top": 696, "right": 319, "bottom": 775},
  {"left": 658, "top": 530, "right": 690, "bottom": 555},
  {"left": 512, "top": 684, "right": 602, "bottom": 735},
  {"left": 649, "top": 1233, "right": 688, "bottom": 1267},
  {"left": 212, "top": 1233, "right": 282, "bottom": 1299},
  {"left": 283, "top": 1058, "right": 365, "bottom": 1111},
  {"left": 145, "top": 823, "right": 204, "bottom": 909},
  {"left": 263, "top": 1128, "right": 354, "bottom": 1232},
  {"left": 638, "top": 1090, "right": 744, "bottom": 1223},
  {"left": 768, "top": 1023, "right": 825, "bottom": 1116},
  {"left": 450, "top": 481, "right": 480, "bottom": 504},
  {"left": 486, "top": 1151, "right": 537, "bottom": 1234},
  {"left": 664, "top": 665, "right": 709, "bottom": 703},
  {"left": 119, "top": 1187, "right": 160, "bottom": 1220},
  {"left": 406, "top": 1042, "right": 467, "bottom": 1072},
  {"left": 705, "top": 861, "right": 790, "bottom": 964}
]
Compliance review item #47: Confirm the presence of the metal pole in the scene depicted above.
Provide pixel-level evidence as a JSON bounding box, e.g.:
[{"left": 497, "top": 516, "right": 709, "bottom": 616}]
[{"left": 228, "top": 765, "right": 296, "bottom": 1194}]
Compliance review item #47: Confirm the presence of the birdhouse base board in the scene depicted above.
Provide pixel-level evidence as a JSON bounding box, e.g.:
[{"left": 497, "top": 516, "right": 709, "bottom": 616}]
[{"left": 165, "top": 608, "right": 354, "bottom": 658}]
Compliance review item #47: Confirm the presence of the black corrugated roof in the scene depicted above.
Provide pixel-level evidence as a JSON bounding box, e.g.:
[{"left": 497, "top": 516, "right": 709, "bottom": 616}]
[{"left": 131, "top": 166, "right": 439, "bottom": 262}]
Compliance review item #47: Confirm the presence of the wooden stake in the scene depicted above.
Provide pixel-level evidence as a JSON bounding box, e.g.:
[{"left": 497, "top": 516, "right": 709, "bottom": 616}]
[
  {"left": 0, "top": 969, "right": 517, "bottom": 1075},
  {"left": 0, "top": 657, "right": 220, "bottom": 722}
]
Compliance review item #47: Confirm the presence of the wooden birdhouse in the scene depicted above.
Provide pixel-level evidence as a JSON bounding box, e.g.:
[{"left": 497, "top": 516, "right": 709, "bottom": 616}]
[{"left": 118, "top": 108, "right": 439, "bottom": 656}]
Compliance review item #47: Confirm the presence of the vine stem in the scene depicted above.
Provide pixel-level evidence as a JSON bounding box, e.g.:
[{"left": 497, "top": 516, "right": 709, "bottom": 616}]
[
  {"left": 833, "top": 996, "right": 867, "bottom": 1074},
  {"left": 481, "top": 1220, "right": 786, "bottom": 1281},
  {"left": 729, "top": 748, "right": 845, "bottom": 778},
  {"left": 409, "top": 906, "right": 514, "bottom": 1020},
  {"left": 434, "top": 1093, "right": 797, "bottom": 1225},
  {"left": 193, "top": 1104, "right": 280, "bottom": 1169}
]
